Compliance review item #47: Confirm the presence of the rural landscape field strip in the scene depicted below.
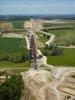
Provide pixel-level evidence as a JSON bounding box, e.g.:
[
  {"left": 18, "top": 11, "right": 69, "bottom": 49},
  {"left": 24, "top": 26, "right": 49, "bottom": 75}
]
[
  {"left": 0, "top": 37, "right": 30, "bottom": 69},
  {"left": 43, "top": 22, "right": 75, "bottom": 46},
  {"left": 0, "top": 37, "right": 27, "bottom": 53},
  {"left": 47, "top": 48, "right": 75, "bottom": 66}
]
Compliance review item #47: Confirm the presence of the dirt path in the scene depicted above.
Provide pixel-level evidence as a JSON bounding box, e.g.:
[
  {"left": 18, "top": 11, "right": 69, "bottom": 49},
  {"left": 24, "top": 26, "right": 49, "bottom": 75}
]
[
  {"left": 37, "top": 31, "right": 55, "bottom": 46},
  {"left": 2, "top": 33, "right": 23, "bottom": 38},
  {"left": 24, "top": 36, "right": 30, "bottom": 49}
]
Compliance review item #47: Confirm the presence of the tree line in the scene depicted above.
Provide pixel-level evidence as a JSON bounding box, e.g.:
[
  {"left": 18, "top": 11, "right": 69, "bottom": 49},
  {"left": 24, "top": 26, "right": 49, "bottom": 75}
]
[
  {"left": 0, "top": 51, "right": 30, "bottom": 63},
  {"left": 41, "top": 44, "right": 63, "bottom": 56}
]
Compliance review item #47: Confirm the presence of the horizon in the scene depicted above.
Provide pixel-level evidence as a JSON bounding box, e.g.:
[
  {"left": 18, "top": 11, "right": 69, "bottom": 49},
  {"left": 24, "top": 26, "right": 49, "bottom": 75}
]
[
  {"left": 1, "top": 0, "right": 75, "bottom": 15},
  {"left": 0, "top": 14, "right": 75, "bottom": 16}
]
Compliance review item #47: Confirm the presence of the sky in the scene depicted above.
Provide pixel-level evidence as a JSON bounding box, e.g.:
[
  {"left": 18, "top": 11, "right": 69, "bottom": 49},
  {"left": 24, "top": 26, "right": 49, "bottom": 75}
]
[{"left": 0, "top": 0, "right": 75, "bottom": 15}]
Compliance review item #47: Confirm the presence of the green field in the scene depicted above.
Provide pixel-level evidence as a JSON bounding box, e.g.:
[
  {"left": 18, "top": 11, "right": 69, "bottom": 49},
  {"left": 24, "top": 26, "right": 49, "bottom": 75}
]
[
  {"left": 0, "top": 37, "right": 31, "bottom": 69},
  {"left": 37, "top": 26, "right": 75, "bottom": 46},
  {"left": 37, "top": 29, "right": 75, "bottom": 46},
  {"left": 43, "top": 22, "right": 75, "bottom": 46},
  {"left": 0, "top": 37, "right": 27, "bottom": 54},
  {"left": 0, "top": 61, "right": 30, "bottom": 68},
  {"left": 48, "top": 29, "right": 75, "bottom": 46},
  {"left": 47, "top": 48, "right": 75, "bottom": 66},
  {"left": 11, "top": 20, "right": 25, "bottom": 29}
]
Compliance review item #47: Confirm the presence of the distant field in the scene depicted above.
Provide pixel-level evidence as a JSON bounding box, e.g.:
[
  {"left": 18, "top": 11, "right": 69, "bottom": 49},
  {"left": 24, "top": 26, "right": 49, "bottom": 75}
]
[
  {"left": 10, "top": 20, "right": 26, "bottom": 29},
  {"left": 48, "top": 29, "right": 75, "bottom": 46},
  {"left": 43, "top": 21, "right": 75, "bottom": 28},
  {"left": 36, "top": 29, "right": 75, "bottom": 46},
  {"left": 0, "top": 20, "right": 26, "bottom": 29},
  {"left": 43, "top": 22, "right": 75, "bottom": 46},
  {"left": 47, "top": 48, "right": 75, "bottom": 66}
]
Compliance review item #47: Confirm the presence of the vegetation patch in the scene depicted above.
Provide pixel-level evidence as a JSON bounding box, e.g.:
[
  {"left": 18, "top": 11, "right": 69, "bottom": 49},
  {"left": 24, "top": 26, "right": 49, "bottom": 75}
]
[
  {"left": 47, "top": 48, "right": 75, "bottom": 66},
  {"left": 36, "top": 31, "right": 49, "bottom": 44},
  {"left": 0, "top": 37, "right": 30, "bottom": 68},
  {"left": 41, "top": 48, "right": 75, "bottom": 66},
  {"left": 0, "top": 74, "right": 24, "bottom": 100},
  {"left": 0, "top": 37, "right": 27, "bottom": 51}
]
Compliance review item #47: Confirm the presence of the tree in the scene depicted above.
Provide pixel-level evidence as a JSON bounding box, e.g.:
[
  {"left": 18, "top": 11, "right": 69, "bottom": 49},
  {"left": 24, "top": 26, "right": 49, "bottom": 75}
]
[
  {"left": 42, "top": 44, "right": 63, "bottom": 56},
  {"left": 0, "top": 74, "right": 24, "bottom": 100},
  {"left": 51, "top": 46, "right": 63, "bottom": 56}
]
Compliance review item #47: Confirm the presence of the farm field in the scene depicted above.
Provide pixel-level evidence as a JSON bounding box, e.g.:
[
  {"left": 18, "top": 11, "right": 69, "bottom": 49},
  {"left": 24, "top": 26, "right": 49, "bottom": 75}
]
[
  {"left": 47, "top": 48, "right": 75, "bottom": 66},
  {"left": 47, "top": 29, "right": 75, "bottom": 46},
  {"left": 0, "top": 20, "right": 27, "bottom": 33},
  {"left": 43, "top": 21, "right": 75, "bottom": 28},
  {"left": 0, "top": 61, "right": 30, "bottom": 68},
  {"left": 0, "top": 37, "right": 27, "bottom": 54},
  {"left": 0, "top": 20, "right": 26, "bottom": 29},
  {"left": 0, "top": 37, "right": 31, "bottom": 69},
  {"left": 36, "top": 29, "right": 75, "bottom": 46},
  {"left": 10, "top": 20, "right": 25, "bottom": 29},
  {"left": 43, "top": 22, "right": 75, "bottom": 46}
]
